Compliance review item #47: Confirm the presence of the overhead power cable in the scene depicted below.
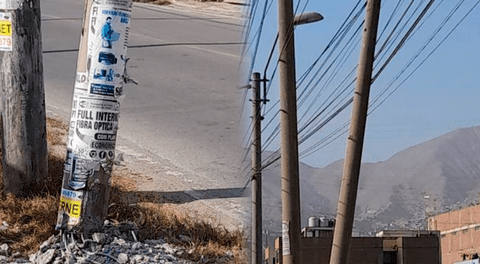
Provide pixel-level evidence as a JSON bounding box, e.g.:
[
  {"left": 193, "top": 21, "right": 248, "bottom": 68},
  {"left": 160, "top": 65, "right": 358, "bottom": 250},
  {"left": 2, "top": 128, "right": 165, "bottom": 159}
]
[
  {"left": 247, "top": 0, "right": 477, "bottom": 175},
  {"left": 370, "top": 0, "right": 478, "bottom": 113},
  {"left": 297, "top": 0, "right": 477, "bottom": 161},
  {"left": 296, "top": 0, "right": 431, "bottom": 155},
  {"left": 259, "top": 0, "right": 365, "bottom": 153},
  {"left": 372, "top": 0, "right": 436, "bottom": 82}
]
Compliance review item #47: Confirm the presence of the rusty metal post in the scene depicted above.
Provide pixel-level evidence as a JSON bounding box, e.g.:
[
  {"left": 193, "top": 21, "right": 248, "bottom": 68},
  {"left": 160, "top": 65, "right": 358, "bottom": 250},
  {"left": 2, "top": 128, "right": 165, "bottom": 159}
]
[
  {"left": 0, "top": 0, "right": 48, "bottom": 195},
  {"left": 56, "top": 0, "right": 133, "bottom": 234},
  {"left": 251, "top": 72, "right": 262, "bottom": 264},
  {"left": 329, "top": 0, "right": 381, "bottom": 263}
]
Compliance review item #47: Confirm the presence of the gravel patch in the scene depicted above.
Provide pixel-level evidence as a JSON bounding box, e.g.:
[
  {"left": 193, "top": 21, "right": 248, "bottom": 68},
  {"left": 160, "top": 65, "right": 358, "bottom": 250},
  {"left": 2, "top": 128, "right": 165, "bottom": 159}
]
[{"left": 0, "top": 221, "right": 194, "bottom": 264}]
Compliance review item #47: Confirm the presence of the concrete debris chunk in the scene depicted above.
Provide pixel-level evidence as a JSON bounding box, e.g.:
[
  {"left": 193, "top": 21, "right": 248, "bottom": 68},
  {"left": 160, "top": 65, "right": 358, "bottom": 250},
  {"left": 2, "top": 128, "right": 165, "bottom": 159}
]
[
  {"left": 131, "top": 241, "right": 142, "bottom": 250},
  {"left": 92, "top": 233, "right": 106, "bottom": 244},
  {"left": 131, "top": 254, "right": 143, "bottom": 263},
  {"left": 117, "top": 253, "right": 129, "bottom": 264},
  {"left": 4, "top": 223, "right": 203, "bottom": 264},
  {"left": 0, "top": 244, "right": 8, "bottom": 252},
  {"left": 163, "top": 244, "right": 175, "bottom": 255},
  {"left": 33, "top": 248, "right": 56, "bottom": 264},
  {"left": 112, "top": 237, "right": 126, "bottom": 246}
]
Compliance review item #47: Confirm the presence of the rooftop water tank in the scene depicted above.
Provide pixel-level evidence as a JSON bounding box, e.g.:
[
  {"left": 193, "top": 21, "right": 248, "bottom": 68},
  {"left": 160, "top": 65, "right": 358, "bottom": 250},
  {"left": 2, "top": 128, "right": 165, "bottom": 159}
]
[{"left": 308, "top": 217, "right": 320, "bottom": 228}]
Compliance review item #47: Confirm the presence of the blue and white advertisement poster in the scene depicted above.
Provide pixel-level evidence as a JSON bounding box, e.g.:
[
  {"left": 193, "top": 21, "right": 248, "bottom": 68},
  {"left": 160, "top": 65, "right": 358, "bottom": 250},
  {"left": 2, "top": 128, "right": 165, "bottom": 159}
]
[
  {"left": 87, "top": 3, "right": 131, "bottom": 99},
  {"left": 67, "top": 97, "right": 119, "bottom": 162}
]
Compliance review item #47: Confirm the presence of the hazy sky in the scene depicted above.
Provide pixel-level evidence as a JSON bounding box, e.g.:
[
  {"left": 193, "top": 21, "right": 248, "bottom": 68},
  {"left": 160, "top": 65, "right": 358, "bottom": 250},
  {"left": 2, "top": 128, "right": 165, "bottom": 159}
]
[{"left": 241, "top": 0, "right": 480, "bottom": 168}]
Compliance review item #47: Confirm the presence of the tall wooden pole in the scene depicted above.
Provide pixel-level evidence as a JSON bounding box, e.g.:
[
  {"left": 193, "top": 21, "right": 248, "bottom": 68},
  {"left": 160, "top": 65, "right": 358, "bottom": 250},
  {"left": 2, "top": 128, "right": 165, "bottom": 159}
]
[
  {"left": 329, "top": 1, "right": 381, "bottom": 263},
  {"left": 277, "top": 0, "right": 301, "bottom": 262},
  {"left": 56, "top": 0, "right": 133, "bottom": 234},
  {"left": 251, "top": 72, "right": 263, "bottom": 264},
  {"left": 0, "top": 0, "right": 48, "bottom": 195}
]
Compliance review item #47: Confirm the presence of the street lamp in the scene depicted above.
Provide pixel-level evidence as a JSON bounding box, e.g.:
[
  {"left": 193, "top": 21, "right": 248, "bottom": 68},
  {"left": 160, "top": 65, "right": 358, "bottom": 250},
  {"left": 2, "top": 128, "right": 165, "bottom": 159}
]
[
  {"left": 294, "top": 11, "right": 324, "bottom": 26},
  {"left": 262, "top": 12, "right": 324, "bottom": 102}
]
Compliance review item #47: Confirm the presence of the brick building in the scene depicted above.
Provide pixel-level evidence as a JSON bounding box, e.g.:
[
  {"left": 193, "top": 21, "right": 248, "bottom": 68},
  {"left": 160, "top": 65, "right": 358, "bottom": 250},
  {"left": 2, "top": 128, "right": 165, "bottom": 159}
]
[{"left": 428, "top": 205, "right": 480, "bottom": 264}]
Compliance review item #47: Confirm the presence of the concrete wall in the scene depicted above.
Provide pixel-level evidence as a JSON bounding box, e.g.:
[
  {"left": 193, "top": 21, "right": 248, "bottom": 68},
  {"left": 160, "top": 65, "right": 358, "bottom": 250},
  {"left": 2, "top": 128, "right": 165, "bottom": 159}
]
[
  {"left": 300, "top": 237, "right": 384, "bottom": 264},
  {"left": 349, "top": 237, "right": 384, "bottom": 264},
  {"left": 265, "top": 235, "right": 440, "bottom": 264},
  {"left": 301, "top": 237, "right": 331, "bottom": 264},
  {"left": 401, "top": 237, "right": 441, "bottom": 264}
]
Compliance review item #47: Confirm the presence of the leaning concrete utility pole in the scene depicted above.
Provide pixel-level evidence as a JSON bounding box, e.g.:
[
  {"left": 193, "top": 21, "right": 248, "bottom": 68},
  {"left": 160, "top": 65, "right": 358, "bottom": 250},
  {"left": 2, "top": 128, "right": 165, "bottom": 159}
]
[
  {"left": 56, "top": 0, "right": 133, "bottom": 234},
  {"left": 277, "top": 0, "right": 301, "bottom": 262},
  {"left": 0, "top": 0, "right": 48, "bottom": 195},
  {"left": 251, "top": 72, "right": 262, "bottom": 264},
  {"left": 329, "top": 1, "right": 381, "bottom": 263}
]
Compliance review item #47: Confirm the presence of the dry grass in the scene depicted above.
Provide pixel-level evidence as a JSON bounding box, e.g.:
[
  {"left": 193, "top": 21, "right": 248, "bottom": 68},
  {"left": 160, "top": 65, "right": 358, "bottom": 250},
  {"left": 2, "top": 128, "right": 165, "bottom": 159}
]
[
  {"left": 0, "top": 116, "right": 246, "bottom": 263},
  {"left": 0, "top": 117, "right": 65, "bottom": 254}
]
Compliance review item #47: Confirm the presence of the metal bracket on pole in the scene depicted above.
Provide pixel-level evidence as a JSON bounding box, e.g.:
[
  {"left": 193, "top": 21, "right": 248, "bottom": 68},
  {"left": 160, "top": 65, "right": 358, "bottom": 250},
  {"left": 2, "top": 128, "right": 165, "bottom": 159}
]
[{"left": 260, "top": 76, "right": 270, "bottom": 105}]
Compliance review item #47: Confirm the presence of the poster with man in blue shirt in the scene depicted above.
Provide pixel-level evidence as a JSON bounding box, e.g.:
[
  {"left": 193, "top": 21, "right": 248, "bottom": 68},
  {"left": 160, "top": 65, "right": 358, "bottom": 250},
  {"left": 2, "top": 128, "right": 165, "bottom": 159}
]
[{"left": 101, "top": 17, "right": 120, "bottom": 48}]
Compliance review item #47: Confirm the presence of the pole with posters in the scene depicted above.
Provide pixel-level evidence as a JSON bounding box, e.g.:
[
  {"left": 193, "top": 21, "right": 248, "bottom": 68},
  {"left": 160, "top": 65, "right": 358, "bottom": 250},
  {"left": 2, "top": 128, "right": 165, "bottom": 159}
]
[
  {"left": 0, "top": 0, "right": 48, "bottom": 195},
  {"left": 56, "top": 0, "right": 134, "bottom": 234}
]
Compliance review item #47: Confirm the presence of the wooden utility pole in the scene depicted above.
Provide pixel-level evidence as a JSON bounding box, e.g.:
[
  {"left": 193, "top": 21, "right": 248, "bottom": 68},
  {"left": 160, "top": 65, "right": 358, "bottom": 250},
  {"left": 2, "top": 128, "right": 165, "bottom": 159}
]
[
  {"left": 0, "top": 0, "right": 48, "bottom": 195},
  {"left": 277, "top": 0, "right": 301, "bottom": 262},
  {"left": 329, "top": 1, "right": 381, "bottom": 263},
  {"left": 251, "top": 72, "right": 262, "bottom": 264},
  {"left": 56, "top": 0, "right": 133, "bottom": 234}
]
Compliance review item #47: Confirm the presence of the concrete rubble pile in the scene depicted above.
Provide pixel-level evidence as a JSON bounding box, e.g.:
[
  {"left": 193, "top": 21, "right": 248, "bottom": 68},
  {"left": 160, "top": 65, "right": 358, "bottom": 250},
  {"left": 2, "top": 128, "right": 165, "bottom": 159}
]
[{"left": 0, "top": 221, "right": 195, "bottom": 264}]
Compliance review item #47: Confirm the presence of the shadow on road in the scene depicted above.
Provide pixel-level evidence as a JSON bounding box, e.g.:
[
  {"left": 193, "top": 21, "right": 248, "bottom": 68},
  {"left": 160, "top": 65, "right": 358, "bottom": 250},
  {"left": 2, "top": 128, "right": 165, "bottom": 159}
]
[
  {"left": 135, "top": 5, "right": 242, "bottom": 27},
  {"left": 43, "top": 42, "right": 244, "bottom": 54},
  {"left": 42, "top": 18, "right": 82, "bottom": 21},
  {"left": 123, "top": 187, "right": 247, "bottom": 204}
]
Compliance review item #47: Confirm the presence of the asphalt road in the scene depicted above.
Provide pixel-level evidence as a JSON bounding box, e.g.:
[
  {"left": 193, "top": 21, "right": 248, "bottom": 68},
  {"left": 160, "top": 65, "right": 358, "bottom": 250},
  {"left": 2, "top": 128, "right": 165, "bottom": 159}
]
[{"left": 41, "top": 0, "right": 248, "bottom": 227}]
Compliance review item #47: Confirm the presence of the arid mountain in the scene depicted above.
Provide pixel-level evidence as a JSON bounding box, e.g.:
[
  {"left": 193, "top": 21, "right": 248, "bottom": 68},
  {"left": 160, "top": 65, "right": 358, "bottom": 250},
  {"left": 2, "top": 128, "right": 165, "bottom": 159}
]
[{"left": 262, "top": 126, "right": 480, "bottom": 233}]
